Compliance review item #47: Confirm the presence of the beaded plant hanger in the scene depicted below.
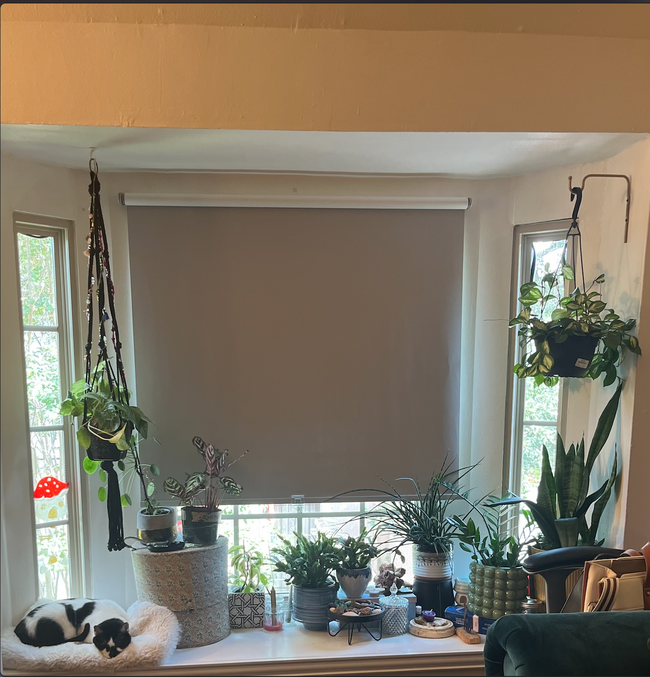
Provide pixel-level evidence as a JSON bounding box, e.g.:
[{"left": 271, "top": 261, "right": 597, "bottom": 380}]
[{"left": 84, "top": 158, "right": 130, "bottom": 551}]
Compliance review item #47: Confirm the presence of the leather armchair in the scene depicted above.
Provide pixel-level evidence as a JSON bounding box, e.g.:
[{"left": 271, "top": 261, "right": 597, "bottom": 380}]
[{"left": 522, "top": 546, "right": 623, "bottom": 613}]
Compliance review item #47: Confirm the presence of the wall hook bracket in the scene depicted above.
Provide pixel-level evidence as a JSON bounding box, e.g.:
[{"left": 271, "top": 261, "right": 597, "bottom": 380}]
[{"left": 568, "top": 173, "right": 632, "bottom": 243}]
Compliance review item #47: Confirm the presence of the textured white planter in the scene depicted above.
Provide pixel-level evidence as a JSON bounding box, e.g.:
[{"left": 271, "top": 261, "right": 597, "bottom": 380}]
[
  {"left": 336, "top": 567, "right": 372, "bottom": 599},
  {"left": 413, "top": 545, "right": 453, "bottom": 581}
]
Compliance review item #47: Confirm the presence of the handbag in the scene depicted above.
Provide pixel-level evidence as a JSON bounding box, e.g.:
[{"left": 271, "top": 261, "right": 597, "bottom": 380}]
[{"left": 581, "top": 542, "right": 650, "bottom": 612}]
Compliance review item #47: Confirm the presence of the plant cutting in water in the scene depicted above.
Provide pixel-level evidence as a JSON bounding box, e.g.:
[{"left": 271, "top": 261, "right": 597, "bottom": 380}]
[{"left": 229, "top": 543, "right": 269, "bottom": 593}]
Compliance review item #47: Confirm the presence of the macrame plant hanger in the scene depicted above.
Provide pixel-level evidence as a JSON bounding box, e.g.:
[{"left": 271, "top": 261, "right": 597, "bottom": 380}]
[
  {"left": 565, "top": 185, "right": 587, "bottom": 293},
  {"left": 84, "top": 157, "right": 130, "bottom": 551}
]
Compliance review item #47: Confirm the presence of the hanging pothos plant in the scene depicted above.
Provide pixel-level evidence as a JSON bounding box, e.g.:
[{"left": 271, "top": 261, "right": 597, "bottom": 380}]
[
  {"left": 510, "top": 265, "right": 641, "bottom": 387},
  {"left": 510, "top": 187, "right": 641, "bottom": 387}
]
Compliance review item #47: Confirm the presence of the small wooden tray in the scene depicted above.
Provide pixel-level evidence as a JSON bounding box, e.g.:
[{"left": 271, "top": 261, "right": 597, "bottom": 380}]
[{"left": 408, "top": 618, "right": 455, "bottom": 638}]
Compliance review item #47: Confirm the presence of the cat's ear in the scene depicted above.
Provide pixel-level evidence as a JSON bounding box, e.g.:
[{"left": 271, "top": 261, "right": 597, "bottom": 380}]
[
  {"left": 121, "top": 622, "right": 129, "bottom": 632},
  {"left": 94, "top": 625, "right": 101, "bottom": 635}
]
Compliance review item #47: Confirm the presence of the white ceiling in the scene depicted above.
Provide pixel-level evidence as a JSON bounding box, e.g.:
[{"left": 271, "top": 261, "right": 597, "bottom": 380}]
[{"left": 1, "top": 126, "right": 646, "bottom": 179}]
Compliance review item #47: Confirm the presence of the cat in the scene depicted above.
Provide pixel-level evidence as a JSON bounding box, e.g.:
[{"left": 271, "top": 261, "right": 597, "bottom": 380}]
[{"left": 14, "top": 598, "right": 132, "bottom": 659}]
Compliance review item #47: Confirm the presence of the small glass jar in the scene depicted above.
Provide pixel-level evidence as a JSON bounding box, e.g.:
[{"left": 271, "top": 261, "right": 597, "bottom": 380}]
[
  {"left": 264, "top": 595, "right": 288, "bottom": 632},
  {"left": 454, "top": 577, "right": 470, "bottom": 606},
  {"left": 379, "top": 583, "right": 409, "bottom": 636},
  {"left": 521, "top": 597, "right": 545, "bottom": 614}
]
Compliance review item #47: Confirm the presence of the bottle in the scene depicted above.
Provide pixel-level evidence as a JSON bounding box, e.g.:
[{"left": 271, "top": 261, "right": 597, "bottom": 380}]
[{"left": 415, "top": 605, "right": 422, "bottom": 618}]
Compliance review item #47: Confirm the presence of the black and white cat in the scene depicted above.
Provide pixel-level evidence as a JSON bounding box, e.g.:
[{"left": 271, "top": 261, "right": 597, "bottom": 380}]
[{"left": 15, "top": 598, "right": 132, "bottom": 659}]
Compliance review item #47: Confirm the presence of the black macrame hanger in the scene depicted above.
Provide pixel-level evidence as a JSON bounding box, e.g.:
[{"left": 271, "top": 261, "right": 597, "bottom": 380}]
[{"left": 84, "top": 158, "right": 129, "bottom": 551}]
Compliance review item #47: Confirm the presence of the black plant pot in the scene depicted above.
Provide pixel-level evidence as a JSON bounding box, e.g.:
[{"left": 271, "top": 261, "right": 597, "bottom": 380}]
[
  {"left": 86, "top": 423, "right": 131, "bottom": 462},
  {"left": 181, "top": 506, "right": 222, "bottom": 546},
  {"left": 536, "top": 334, "right": 599, "bottom": 377}
]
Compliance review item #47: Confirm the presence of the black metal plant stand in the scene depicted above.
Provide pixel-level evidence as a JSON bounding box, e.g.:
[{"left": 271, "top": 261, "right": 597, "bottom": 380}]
[{"left": 327, "top": 611, "right": 384, "bottom": 645}]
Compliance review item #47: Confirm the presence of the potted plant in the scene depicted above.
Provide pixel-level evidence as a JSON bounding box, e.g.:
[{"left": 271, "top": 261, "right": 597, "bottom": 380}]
[
  {"left": 228, "top": 543, "right": 269, "bottom": 628},
  {"left": 490, "top": 382, "right": 622, "bottom": 549},
  {"left": 60, "top": 366, "right": 175, "bottom": 543},
  {"left": 511, "top": 265, "right": 641, "bottom": 387},
  {"left": 271, "top": 532, "right": 340, "bottom": 631},
  {"left": 332, "top": 458, "right": 481, "bottom": 615},
  {"left": 163, "top": 436, "right": 247, "bottom": 546},
  {"left": 373, "top": 562, "right": 409, "bottom": 596},
  {"left": 449, "top": 500, "right": 534, "bottom": 620},
  {"left": 335, "top": 528, "right": 380, "bottom": 599}
]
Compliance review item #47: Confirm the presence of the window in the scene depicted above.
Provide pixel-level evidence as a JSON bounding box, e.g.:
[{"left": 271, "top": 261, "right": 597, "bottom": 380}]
[
  {"left": 175, "top": 501, "right": 413, "bottom": 591},
  {"left": 506, "top": 222, "right": 571, "bottom": 504},
  {"left": 15, "top": 215, "right": 84, "bottom": 599}
]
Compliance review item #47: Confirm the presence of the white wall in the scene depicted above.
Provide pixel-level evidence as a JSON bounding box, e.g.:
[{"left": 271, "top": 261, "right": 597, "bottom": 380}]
[
  {"left": 1, "top": 137, "right": 648, "bottom": 627},
  {"left": 511, "top": 138, "right": 650, "bottom": 547}
]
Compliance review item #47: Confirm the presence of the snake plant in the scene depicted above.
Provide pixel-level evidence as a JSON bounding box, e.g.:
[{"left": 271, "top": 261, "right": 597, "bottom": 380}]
[{"left": 491, "top": 382, "right": 622, "bottom": 548}]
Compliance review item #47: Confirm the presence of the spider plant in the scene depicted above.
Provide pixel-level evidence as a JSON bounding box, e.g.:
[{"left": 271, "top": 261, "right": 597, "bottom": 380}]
[{"left": 332, "top": 458, "right": 485, "bottom": 554}]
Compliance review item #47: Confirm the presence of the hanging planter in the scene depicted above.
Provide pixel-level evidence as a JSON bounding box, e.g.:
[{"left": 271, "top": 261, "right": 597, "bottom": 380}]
[
  {"left": 511, "top": 187, "right": 641, "bottom": 387},
  {"left": 59, "top": 158, "right": 167, "bottom": 550}
]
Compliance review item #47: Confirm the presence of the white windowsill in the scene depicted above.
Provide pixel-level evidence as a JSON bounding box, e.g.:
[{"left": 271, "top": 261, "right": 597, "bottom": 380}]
[{"left": 133, "top": 622, "right": 484, "bottom": 676}]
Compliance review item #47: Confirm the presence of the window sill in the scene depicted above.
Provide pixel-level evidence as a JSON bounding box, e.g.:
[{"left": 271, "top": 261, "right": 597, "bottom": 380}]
[{"left": 137, "top": 623, "right": 483, "bottom": 676}]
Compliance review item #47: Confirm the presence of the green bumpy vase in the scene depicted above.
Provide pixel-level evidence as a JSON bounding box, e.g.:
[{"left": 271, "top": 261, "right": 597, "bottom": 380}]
[{"left": 468, "top": 562, "right": 528, "bottom": 619}]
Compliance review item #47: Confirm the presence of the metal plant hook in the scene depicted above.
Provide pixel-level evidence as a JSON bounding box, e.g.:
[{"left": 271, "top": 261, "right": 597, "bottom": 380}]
[
  {"left": 568, "top": 174, "right": 632, "bottom": 243},
  {"left": 89, "top": 147, "right": 98, "bottom": 174},
  {"left": 570, "top": 186, "right": 582, "bottom": 224}
]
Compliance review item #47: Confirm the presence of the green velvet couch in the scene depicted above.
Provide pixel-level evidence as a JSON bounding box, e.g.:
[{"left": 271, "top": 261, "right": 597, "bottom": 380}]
[{"left": 484, "top": 612, "right": 650, "bottom": 676}]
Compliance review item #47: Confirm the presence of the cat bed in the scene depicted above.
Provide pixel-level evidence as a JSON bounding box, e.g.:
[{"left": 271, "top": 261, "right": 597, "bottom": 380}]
[{"left": 1, "top": 601, "right": 180, "bottom": 673}]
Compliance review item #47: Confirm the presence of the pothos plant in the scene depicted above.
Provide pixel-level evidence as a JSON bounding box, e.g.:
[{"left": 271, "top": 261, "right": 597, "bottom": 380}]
[
  {"left": 163, "top": 436, "right": 246, "bottom": 512},
  {"left": 510, "top": 263, "right": 641, "bottom": 387},
  {"left": 59, "top": 363, "right": 163, "bottom": 515}
]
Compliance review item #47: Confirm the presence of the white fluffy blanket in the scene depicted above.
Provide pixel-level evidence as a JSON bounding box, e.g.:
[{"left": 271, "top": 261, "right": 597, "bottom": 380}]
[{"left": 1, "top": 601, "right": 180, "bottom": 673}]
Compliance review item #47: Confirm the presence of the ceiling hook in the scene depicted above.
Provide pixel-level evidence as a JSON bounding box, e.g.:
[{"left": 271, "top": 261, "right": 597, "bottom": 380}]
[{"left": 89, "top": 148, "right": 98, "bottom": 174}]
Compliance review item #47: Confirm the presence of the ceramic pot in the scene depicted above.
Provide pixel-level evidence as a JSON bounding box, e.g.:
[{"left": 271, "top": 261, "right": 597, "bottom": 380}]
[
  {"left": 137, "top": 507, "right": 177, "bottom": 544},
  {"left": 181, "top": 506, "right": 222, "bottom": 545},
  {"left": 534, "top": 334, "right": 598, "bottom": 377},
  {"left": 336, "top": 567, "right": 372, "bottom": 599},
  {"left": 468, "top": 562, "right": 528, "bottom": 619},
  {"left": 413, "top": 544, "right": 453, "bottom": 581},
  {"left": 292, "top": 583, "right": 337, "bottom": 631}
]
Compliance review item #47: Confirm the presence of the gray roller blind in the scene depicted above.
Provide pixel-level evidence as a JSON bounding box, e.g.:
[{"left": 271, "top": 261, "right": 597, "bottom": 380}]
[{"left": 127, "top": 207, "right": 463, "bottom": 502}]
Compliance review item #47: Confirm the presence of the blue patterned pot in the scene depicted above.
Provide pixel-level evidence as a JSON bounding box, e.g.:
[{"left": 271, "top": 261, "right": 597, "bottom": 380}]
[
  {"left": 336, "top": 567, "right": 372, "bottom": 599},
  {"left": 292, "top": 583, "right": 337, "bottom": 630}
]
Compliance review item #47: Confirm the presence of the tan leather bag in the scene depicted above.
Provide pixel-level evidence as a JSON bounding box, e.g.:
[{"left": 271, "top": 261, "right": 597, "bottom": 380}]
[{"left": 581, "top": 542, "right": 650, "bottom": 612}]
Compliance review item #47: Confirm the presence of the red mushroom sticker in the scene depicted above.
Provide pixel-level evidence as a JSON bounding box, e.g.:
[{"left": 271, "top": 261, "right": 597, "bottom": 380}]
[{"left": 34, "top": 476, "right": 69, "bottom": 499}]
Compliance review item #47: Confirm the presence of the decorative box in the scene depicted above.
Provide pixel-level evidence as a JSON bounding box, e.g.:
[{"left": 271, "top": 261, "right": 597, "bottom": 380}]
[
  {"left": 444, "top": 605, "right": 495, "bottom": 635},
  {"left": 228, "top": 589, "right": 265, "bottom": 629}
]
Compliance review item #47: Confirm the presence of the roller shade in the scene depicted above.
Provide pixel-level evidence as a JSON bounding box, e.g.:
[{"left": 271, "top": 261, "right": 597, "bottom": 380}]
[{"left": 127, "top": 207, "right": 464, "bottom": 502}]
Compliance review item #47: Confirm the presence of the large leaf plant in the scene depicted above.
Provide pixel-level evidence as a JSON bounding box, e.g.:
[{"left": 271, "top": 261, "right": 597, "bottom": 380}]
[{"left": 490, "top": 382, "right": 622, "bottom": 548}]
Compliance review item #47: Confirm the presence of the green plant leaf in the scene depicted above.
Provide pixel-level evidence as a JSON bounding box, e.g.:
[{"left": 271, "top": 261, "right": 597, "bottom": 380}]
[
  {"left": 585, "top": 381, "right": 622, "bottom": 477},
  {"left": 147, "top": 481, "right": 155, "bottom": 497},
  {"left": 594, "top": 274, "right": 605, "bottom": 284},
  {"left": 551, "top": 308, "right": 569, "bottom": 322},
  {"left": 537, "top": 446, "right": 557, "bottom": 520},
  {"left": 77, "top": 426, "right": 92, "bottom": 449},
  {"left": 98, "top": 468, "right": 107, "bottom": 483},
  {"left": 121, "top": 494, "right": 128, "bottom": 508},
  {"left": 150, "top": 463, "right": 160, "bottom": 476},
  {"left": 83, "top": 457, "right": 100, "bottom": 475},
  {"left": 587, "top": 453, "right": 618, "bottom": 545},
  {"left": 98, "top": 486, "right": 107, "bottom": 502},
  {"left": 562, "top": 265, "right": 574, "bottom": 281},
  {"left": 118, "top": 460, "right": 126, "bottom": 471}
]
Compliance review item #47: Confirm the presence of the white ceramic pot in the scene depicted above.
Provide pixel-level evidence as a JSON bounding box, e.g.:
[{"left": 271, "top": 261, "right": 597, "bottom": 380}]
[
  {"left": 413, "top": 544, "right": 453, "bottom": 581},
  {"left": 336, "top": 567, "right": 372, "bottom": 599},
  {"left": 136, "top": 507, "right": 177, "bottom": 544}
]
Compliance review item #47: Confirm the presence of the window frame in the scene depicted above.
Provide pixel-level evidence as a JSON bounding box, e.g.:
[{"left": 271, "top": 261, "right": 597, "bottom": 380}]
[
  {"left": 503, "top": 220, "right": 572, "bottom": 497},
  {"left": 14, "top": 212, "right": 87, "bottom": 598}
]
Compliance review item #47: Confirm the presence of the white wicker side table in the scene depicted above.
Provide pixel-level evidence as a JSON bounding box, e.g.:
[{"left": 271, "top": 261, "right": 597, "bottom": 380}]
[{"left": 132, "top": 536, "right": 230, "bottom": 648}]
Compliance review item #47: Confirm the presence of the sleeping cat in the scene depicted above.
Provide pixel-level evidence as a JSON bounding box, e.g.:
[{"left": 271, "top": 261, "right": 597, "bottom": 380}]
[{"left": 14, "top": 598, "right": 132, "bottom": 659}]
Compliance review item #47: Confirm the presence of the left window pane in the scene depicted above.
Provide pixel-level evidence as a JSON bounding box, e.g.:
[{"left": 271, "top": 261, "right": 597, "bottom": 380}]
[
  {"left": 24, "top": 331, "right": 62, "bottom": 427},
  {"left": 17, "top": 233, "right": 57, "bottom": 326},
  {"left": 36, "top": 525, "right": 70, "bottom": 599}
]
